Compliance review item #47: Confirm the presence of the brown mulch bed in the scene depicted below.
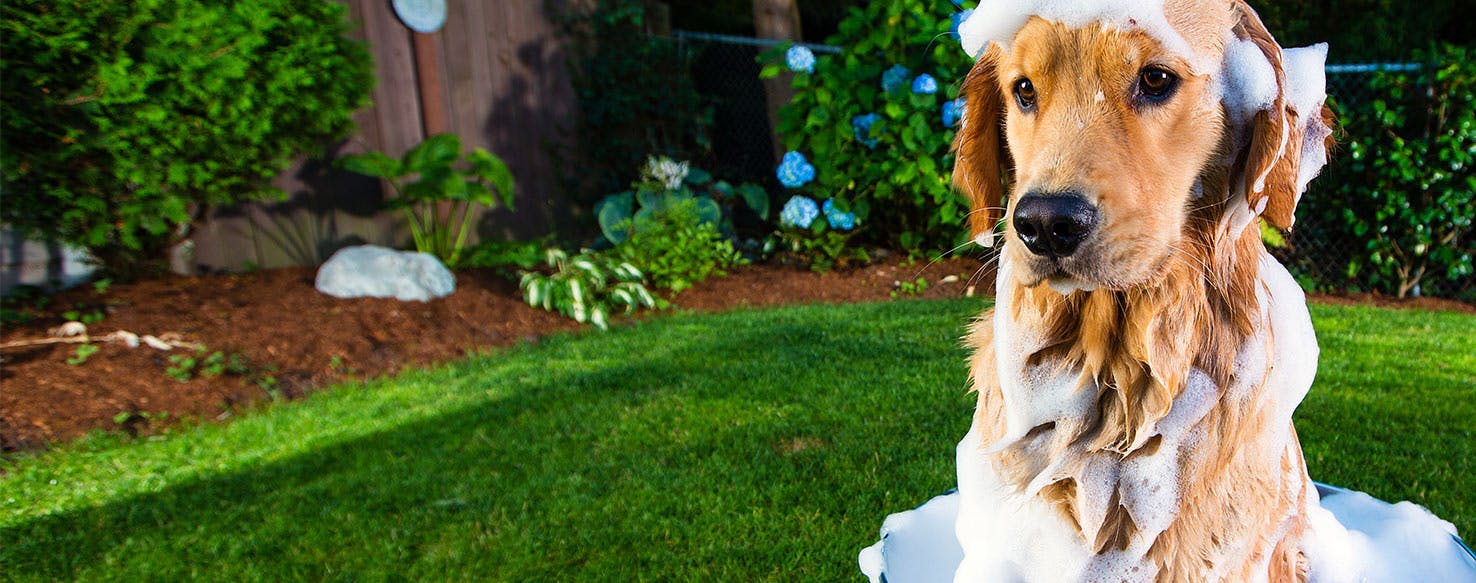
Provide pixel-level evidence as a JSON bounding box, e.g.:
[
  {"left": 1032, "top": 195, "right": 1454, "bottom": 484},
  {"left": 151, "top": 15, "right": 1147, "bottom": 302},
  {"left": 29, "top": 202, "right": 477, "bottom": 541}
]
[
  {"left": 3, "top": 254, "right": 1468, "bottom": 453},
  {"left": 0, "top": 256, "right": 993, "bottom": 452}
]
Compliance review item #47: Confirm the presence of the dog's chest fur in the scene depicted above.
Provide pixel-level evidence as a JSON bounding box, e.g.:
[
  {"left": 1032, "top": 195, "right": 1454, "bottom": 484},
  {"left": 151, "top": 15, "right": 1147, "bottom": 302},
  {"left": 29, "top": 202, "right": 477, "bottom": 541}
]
[{"left": 954, "top": 253, "right": 1320, "bottom": 582}]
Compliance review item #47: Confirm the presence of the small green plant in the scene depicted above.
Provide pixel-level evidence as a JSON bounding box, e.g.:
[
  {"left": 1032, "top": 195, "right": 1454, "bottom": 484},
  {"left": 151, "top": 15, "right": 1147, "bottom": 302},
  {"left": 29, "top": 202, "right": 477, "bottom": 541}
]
[
  {"left": 66, "top": 344, "right": 100, "bottom": 366},
  {"left": 338, "top": 133, "right": 516, "bottom": 267},
  {"left": 615, "top": 198, "right": 747, "bottom": 293},
  {"left": 166, "top": 347, "right": 249, "bottom": 382},
  {"left": 112, "top": 410, "right": 168, "bottom": 426},
  {"left": 328, "top": 355, "right": 355, "bottom": 375},
  {"left": 92, "top": 278, "right": 112, "bottom": 295},
  {"left": 459, "top": 239, "right": 548, "bottom": 273},
  {"left": 595, "top": 156, "right": 768, "bottom": 246},
  {"left": 891, "top": 277, "right": 929, "bottom": 300},
  {"left": 1, "top": 285, "right": 51, "bottom": 325},
  {"left": 61, "top": 308, "right": 106, "bottom": 325},
  {"left": 519, "top": 249, "right": 657, "bottom": 330}
]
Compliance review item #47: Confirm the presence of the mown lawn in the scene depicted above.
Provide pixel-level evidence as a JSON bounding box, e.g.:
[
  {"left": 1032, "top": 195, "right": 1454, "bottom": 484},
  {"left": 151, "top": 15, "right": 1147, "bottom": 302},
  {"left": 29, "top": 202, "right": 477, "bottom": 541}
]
[{"left": 2, "top": 300, "right": 1472, "bottom": 581}]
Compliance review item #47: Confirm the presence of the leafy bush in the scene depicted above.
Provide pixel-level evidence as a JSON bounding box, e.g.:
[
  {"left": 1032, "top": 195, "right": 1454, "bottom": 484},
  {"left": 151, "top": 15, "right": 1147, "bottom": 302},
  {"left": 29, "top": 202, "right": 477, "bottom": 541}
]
[
  {"left": 554, "top": 0, "right": 714, "bottom": 202},
  {"left": 1303, "top": 44, "right": 1474, "bottom": 298},
  {"left": 761, "top": 0, "right": 973, "bottom": 253},
  {"left": 459, "top": 239, "right": 548, "bottom": 273},
  {"left": 596, "top": 156, "right": 768, "bottom": 245},
  {"left": 338, "top": 134, "right": 515, "bottom": 267},
  {"left": 519, "top": 249, "right": 658, "bottom": 330},
  {"left": 774, "top": 195, "right": 868, "bottom": 272},
  {"left": 615, "top": 198, "right": 746, "bottom": 293},
  {"left": 1, "top": 0, "right": 373, "bottom": 279}
]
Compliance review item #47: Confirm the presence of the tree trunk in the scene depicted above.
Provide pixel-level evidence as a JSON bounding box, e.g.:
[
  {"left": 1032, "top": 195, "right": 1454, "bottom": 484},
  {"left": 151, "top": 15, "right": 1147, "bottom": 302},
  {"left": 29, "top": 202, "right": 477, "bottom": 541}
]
[{"left": 752, "top": 0, "right": 802, "bottom": 163}]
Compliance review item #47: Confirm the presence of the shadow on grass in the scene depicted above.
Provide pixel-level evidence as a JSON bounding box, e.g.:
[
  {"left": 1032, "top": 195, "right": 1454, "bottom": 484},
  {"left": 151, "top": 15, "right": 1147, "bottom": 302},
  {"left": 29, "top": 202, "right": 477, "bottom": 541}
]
[{"left": 3, "top": 301, "right": 982, "bottom": 581}]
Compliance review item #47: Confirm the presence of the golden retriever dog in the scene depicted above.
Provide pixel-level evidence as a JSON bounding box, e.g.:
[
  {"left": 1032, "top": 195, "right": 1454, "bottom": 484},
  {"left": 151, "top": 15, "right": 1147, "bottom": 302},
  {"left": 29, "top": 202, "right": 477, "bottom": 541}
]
[{"left": 949, "top": 0, "right": 1338, "bottom": 580}]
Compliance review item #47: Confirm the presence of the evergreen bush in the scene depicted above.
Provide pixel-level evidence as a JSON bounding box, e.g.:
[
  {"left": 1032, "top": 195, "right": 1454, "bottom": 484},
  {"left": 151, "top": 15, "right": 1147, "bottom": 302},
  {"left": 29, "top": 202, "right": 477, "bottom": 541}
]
[{"left": 1, "top": 0, "right": 373, "bottom": 279}]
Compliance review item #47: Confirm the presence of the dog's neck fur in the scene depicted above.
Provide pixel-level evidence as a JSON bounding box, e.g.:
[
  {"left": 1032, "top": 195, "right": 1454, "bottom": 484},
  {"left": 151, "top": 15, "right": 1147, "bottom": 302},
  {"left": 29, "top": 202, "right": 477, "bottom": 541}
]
[{"left": 966, "top": 181, "right": 1314, "bottom": 580}]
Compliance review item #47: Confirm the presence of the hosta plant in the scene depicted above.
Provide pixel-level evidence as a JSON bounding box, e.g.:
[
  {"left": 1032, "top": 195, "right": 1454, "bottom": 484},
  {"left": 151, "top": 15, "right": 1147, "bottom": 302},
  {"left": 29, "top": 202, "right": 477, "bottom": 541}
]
[
  {"left": 519, "top": 249, "right": 657, "bottom": 330},
  {"left": 595, "top": 155, "right": 769, "bottom": 246}
]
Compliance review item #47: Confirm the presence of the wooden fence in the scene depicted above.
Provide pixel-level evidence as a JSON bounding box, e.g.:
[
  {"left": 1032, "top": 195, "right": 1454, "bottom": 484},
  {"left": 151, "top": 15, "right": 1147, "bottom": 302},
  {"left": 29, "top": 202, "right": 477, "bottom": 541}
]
[{"left": 189, "top": 0, "right": 579, "bottom": 272}]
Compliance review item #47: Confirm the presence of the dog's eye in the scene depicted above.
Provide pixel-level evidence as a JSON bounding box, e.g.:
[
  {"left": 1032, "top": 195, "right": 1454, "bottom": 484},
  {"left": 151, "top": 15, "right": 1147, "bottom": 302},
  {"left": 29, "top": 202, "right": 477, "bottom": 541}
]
[
  {"left": 1013, "top": 78, "right": 1037, "bottom": 111},
  {"left": 1136, "top": 67, "right": 1178, "bottom": 103}
]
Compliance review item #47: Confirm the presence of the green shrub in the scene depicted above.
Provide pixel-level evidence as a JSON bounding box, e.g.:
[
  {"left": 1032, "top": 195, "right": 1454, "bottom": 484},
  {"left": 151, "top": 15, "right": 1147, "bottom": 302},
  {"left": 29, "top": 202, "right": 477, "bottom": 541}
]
[
  {"left": 519, "top": 249, "right": 658, "bottom": 330},
  {"left": 761, "top": 0, "right": 973, "bottom": 253},
  {"left": 459, "top": 239, "right": 548, "bottom": 273},
  {"left": 1303, "top": 44, "right": 1475, "bottom": 298},
  {"left": 553, "top": 0, "right": 714, "bottom": 202},
  {"left": 615, "top": 198, "right": 747, "bottom": 293},
  {"left": 596, "top": 156, "right": 768, "bottom": 245},
  {"left": 338, "top": 134, "right": 515, "bottom": 267},
  {"left": 1, "top": 0, "right": 374, "bottom": 280}
]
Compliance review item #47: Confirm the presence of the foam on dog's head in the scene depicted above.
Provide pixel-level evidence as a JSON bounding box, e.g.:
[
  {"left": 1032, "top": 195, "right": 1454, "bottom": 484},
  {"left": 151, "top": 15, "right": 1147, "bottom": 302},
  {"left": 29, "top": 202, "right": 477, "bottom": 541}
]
[
  {"left": 958, "top": 0, "right": 1205, "bottom": 71},
  {"left": 1220, "top": 38, "right": 1279, "bottom": 126}
]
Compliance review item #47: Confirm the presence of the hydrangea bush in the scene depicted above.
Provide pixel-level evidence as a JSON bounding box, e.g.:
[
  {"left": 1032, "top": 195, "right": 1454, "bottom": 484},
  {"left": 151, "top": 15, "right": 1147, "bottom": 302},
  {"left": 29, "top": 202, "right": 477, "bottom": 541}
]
[
  {"left": 761, "top": 0, "right": 975, "bottom": 253},
  {"left": 775, "top": 195, "right": 867, "bottom": 272}
]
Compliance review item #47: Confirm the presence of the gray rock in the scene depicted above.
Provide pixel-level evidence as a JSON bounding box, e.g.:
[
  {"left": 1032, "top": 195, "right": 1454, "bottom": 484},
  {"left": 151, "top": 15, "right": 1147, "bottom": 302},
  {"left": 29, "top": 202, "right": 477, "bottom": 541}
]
[{"left": 315, "top": 245, "right": 455, "bottom": 302}]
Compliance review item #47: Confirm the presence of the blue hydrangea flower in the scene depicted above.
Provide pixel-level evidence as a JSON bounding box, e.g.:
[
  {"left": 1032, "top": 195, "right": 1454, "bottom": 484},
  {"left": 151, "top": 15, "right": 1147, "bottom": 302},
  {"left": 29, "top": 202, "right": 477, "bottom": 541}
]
[
  {"left": 912, "top": 73, "right": 939, "bottom": 95},
  {"left": 942, "top": 98, "right": 966, "bottom": 128},
  {"left": 780, "top": 196, "right": 820, "bottom": 229},
  {"left": 950, "top": 9, "right": 974, "bottom": 38},
  {"left": 852, "top": 113, "right": 880, "bottom": 149},
  {"left": 776, "top": 151, "right": 816, "bottom": 188},
  {"left": 881, "top": 64, "right": 911, "bottom": 93},
  {"left": 785, "top": 45, "right": 815, "bottom": 74},
  {"left": 822, "top": 198, "right": 856, "bottom": 231}
]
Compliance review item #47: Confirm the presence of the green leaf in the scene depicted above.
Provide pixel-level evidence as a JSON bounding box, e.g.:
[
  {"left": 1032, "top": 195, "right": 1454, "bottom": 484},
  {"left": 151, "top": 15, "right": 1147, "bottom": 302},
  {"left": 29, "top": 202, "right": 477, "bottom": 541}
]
[
  {"left": 736, "top": 183, "right": 770, "bottom": 219},
  {"left": 685, "top": 167, "right": 712, "bottom": 186},
  {"left": 693, "top": 197, "right": 722, "bottom": 225},
  {"left": 467, "top": 147, "right": 515, "bottom": 207},
  {"left": 463, "top": 181, "right": 496, "bottom": 206},
  {"left": 402, "top": 133, "right": 461, "bottom": 174},
  {"left": 337, "top": 151, "right": 402, "bottom": 179}
]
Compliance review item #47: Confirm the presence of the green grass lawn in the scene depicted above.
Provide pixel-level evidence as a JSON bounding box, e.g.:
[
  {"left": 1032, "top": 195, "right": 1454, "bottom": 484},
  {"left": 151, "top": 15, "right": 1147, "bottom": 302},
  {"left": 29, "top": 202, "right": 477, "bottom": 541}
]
[{"left": 2, "top": 300, "right": 1472, "bottom": 581}]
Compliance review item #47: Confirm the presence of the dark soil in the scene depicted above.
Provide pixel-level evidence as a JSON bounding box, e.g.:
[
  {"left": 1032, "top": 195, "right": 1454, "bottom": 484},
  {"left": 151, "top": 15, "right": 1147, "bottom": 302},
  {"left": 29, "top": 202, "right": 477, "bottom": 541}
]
[
  {"left": 3, "top": 254, "right": 1468, "bottom": 453},
  {"left": 0, "top": 256, "right": 993, "bottom": 451}
]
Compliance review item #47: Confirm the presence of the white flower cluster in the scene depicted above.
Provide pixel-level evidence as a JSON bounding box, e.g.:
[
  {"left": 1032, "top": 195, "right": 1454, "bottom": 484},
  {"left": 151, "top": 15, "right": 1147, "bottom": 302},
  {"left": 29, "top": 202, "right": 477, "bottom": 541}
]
[{"left": 643, "top": 155, "right": 690, "bottom": 191}]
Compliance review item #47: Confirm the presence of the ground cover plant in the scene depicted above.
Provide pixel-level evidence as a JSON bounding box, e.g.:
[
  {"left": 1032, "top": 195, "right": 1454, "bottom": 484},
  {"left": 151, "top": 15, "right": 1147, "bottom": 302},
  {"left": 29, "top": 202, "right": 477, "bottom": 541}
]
[{"left": 2, "top": 301, "right": 1472, "bottom": 580}]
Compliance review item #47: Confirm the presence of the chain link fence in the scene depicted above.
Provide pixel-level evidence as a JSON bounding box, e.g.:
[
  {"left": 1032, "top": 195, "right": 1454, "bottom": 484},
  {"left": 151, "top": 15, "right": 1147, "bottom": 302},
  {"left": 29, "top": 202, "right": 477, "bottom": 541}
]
[{"left": 671, "top": 31, "right": 1472, "bottom": 301}]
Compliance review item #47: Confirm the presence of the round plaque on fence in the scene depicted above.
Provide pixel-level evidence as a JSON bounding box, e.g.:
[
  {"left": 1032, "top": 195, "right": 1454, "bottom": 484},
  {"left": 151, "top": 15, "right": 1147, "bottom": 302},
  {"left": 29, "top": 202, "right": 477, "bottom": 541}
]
[{"left": 392, "top": 0, "right": 446, "bottom": 34}]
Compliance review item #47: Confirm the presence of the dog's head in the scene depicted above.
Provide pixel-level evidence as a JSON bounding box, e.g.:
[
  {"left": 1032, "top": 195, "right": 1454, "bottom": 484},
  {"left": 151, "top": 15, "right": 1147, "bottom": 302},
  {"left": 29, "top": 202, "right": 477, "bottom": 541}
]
[{"left": 954, "top": 0, "right": 1334, "bottom": 293}]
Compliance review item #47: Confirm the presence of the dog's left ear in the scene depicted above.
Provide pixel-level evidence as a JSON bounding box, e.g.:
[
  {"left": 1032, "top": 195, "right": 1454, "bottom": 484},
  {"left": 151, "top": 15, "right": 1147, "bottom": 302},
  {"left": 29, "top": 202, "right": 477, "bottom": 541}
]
[
  {"left": 1231, "top": 0, "right": 1334, "bottom": 230},
  {"left": 953, "top": 46, "right": 1011, "bottom": 246}
]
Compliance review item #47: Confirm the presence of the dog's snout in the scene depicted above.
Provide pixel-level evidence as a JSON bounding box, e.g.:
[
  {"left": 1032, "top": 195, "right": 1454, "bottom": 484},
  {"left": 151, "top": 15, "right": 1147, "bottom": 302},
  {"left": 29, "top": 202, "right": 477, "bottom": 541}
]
[{"left": 1013, "top": 193, "right": 1099, "bottom": 258}]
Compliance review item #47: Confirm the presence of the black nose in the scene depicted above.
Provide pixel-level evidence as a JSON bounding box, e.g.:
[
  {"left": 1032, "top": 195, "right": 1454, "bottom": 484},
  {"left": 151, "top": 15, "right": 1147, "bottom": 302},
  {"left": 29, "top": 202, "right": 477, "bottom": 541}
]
[{"left": 1012, "top": 192, "right": 1099, "bottom": 258}]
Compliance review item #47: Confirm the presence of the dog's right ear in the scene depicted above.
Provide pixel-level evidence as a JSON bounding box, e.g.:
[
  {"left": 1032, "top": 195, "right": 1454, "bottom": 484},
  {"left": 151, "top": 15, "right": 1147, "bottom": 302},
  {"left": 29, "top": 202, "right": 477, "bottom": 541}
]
[{"left": 953, "top": 47, "right": 1011, "bottom": 247}]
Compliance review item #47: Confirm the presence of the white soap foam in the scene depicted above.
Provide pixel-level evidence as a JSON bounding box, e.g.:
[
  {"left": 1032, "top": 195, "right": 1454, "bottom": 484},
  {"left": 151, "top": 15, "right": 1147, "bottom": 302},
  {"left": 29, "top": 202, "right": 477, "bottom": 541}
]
[
  {"left": 1221, "top": 38, "right": 1280, "bottom": 126},
  {"left": 872, "top": 483, "right": 1475, "bottom": 583},
  {"left": 1283, "top": 44, "right": 1331, "bottom": 197},
  {"left": 989, "top": 259, "right": 1099, "bottom": 449},
  {"left": 958, "top": 0, "right": 1206, "bottom": 72}
]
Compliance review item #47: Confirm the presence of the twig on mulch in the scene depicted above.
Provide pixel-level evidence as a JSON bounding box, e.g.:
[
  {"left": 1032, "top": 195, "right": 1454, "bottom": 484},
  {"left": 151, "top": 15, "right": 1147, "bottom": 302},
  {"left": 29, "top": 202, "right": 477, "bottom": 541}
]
[{"left": 0, "top": 322, "right": 201, "bottom": 352}]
